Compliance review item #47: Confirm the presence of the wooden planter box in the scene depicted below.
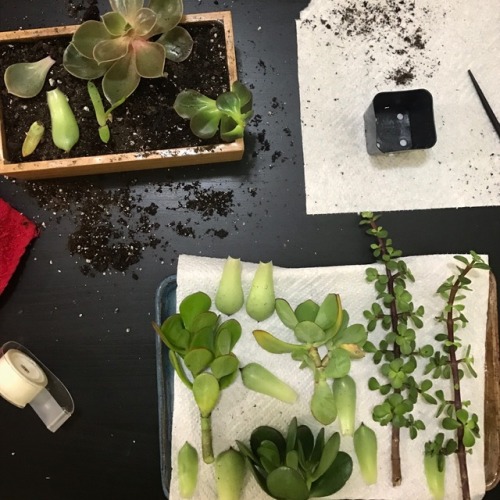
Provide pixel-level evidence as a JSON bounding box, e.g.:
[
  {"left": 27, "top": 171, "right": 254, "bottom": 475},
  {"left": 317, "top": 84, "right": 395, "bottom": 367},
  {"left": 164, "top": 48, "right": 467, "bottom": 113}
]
[{"left": 0, "top": 12, "right": 243, "bottom": 180}]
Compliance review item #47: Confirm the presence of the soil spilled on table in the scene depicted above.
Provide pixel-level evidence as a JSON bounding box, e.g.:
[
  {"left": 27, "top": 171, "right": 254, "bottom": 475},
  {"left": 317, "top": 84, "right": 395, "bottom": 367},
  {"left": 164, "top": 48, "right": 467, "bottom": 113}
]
[{"left": 0, "top": 21, "right": 229, "bottom": 163}]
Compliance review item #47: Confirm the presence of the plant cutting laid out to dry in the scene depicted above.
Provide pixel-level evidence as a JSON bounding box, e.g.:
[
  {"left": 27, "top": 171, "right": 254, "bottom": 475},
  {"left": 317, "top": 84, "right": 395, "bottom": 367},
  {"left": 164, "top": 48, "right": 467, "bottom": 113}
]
[{"left": 0, "top": 0, "right": 250, "bottom": 179}]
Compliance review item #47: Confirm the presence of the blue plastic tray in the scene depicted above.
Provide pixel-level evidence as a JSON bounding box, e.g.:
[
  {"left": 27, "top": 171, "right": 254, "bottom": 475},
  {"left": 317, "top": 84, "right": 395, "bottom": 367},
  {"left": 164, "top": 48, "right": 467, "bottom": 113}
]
[{"left": 155, "top": 275, "right": 177, "bottom": 498}]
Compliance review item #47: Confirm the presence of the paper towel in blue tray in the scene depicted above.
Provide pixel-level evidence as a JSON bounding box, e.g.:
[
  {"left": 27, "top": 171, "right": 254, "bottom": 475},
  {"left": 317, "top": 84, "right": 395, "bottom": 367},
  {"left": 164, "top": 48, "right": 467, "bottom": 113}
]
[
  {"left": 168, "top": 254, "right": 489, "bottom": 500},
  {"left": 296, "top": 0, "right": 500, "bottom": 215}
]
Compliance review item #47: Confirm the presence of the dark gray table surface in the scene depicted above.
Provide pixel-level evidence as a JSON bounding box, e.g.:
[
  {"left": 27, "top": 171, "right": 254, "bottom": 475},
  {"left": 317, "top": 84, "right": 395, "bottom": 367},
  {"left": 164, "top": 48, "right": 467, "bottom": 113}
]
[{"left": 0, "top": 1, "right": 498, "bottom": 499}]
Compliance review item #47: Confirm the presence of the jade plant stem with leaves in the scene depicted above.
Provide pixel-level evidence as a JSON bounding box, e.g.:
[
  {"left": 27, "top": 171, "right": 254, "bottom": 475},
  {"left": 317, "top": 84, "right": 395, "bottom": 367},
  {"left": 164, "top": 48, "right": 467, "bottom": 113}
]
[
  {"left": 360, "top": 212, "right": 435, "bottom": 486},
  {"left": 424, "top": 253, "right": 489, "bottom": 500},
  {"left": 153, "top": 291, "right": 242, "bottom": 463}
]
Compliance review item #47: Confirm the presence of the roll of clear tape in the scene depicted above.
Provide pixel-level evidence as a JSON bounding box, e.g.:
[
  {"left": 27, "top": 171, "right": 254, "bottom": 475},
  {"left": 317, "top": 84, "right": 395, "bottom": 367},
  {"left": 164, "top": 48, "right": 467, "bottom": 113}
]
[{"left": 0, "top": 342, "right": 74, "bottom": 432}]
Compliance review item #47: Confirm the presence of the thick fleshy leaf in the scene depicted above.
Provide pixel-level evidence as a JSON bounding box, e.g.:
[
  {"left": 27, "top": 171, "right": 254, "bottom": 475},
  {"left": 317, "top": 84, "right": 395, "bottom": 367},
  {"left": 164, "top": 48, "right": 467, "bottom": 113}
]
[
  {"left": 220, "top": 115, "right": 244, "bottom": 142},
  {"left": 218, "top": 369, "right": 239, "bottom": 390},
  {"left": 133, "top": 8, "right": 158, "bottom": 36},
  {"left": 250, "top": 426, "right": 286, "bottom": 460},
  {"left": 184, "top": 348, "right": 214, "bottom": 376},
  {"left": 231, "top": 80, "right": 253, "bottom": 112},
  {"left": 134, "top": 41, "right": 166, "bottom": 77},
  {"left": 295, "top": 299, "right": 320, "bottom": 322},
  {"left": 150, "top": 0, "right": 183, "bottom": 32},
  {"left": 189, "top": 326, "right": 215, "bottom": 353},
  {"left": 160, "top": 314, "right": 190, "bottom": 351},
  {"left": 102, "top": 11, "right": 128, "bottom": 35},
  {"left": 110, "top": 0, "right": 143, "bottom": 20},
  {"left": 210, "top": 354, "right": 239, "bottom": 379},
  {"left": 257, "top": 440, "right": 281, "bottom": 469},
  {"left": 94, "top": 37, "right": 129, "bottom": 64},
  {"left": 4, "top": 56, "right": 55, "bottom": 98},
  {"left": 309, "top": 451, "right": 353, "bottom": 497},
  {"left": 294, "top": 320, "right": 326, "bottom": 344},
  {"left": 191, "top": 311, "right": 218, "bottom": 334},
  {"left": 216, "top": 91, "right": 240, "bottom": 116},
  {"left": 275, "top": 298, "right": 298, "bottom": 330},
  {"left": 311, "top": 379, "right": 337, "bottom": 425},
  {"left": 217, "top": 319, "right": 241, "bottom": 351},
  {"left": 193, "top": 372, "right": 220, "bottom": 417},
  {"left": 253, "top": 330, "right": 305, "bottom": 355},
  {"left": 102, "top": 51, "right": 140, "bottom": 104},
  {"left": 311, "top": 432, "right": 340, "bottom": 481},
  {"left": 157, "top": 26, "right": 194, "bottom": 62},
  {"left": 190, "top": 108, "right": 223, "bottom": 139},
  {"left": 72, "top": 20, "right": 115, "bottom": 59},
  {"left": 266, "top": 467, "right": 309, "bottom": 500},
  {"left": 173, "top": 90, "right": 215, "bottom": 118},
  {"left": 169, "top": 350, "right": 193, "bottom": 389},
  {"left": 215, "top": 328, "right": 232, "bottom": 356},
  {"left": 323, "top": 348, "right": 351, "bottom": 378},
  {"left": 315, "top": 294, "right": 341, "bottom": 331},
  {"left": 332, "top": 323, "right": 367, "bottom": 347},
  {"left": 295, "top": 425, "right": 314, "bottom": 461},
  {"left": 310, "top": 427, "right": 325, "bottom": 465},
  {"left": 179, "top": 292, "right": 211, "bottom": 331},
  {"left": 63, "top": 43, "right": 109, "bottom": 80}
]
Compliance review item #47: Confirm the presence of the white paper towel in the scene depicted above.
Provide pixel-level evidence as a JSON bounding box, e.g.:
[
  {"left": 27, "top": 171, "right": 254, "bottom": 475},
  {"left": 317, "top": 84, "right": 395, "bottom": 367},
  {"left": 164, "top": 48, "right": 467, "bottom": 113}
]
[
  {"left": 296, "top": 0, "right": 500, "bottom": 215},
  {"left": 168, "top": 254, "right": 490, "bottom": 499}
]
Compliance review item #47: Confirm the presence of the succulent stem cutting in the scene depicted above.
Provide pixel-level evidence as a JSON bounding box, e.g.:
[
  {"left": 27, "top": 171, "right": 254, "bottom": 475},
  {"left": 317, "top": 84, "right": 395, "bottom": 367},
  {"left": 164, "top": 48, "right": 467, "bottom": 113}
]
[
  {"left": 153, "top": 291, "right": 242, "bottom": 463},
  {"left": 424, "top": 252, "right": 489, "bottom": 500},
  {"left": 360, "top": 212, "right": 435, "bottom": 486},
  {"left": 254, "top": 293, "right": 366, "bottom": 425}
]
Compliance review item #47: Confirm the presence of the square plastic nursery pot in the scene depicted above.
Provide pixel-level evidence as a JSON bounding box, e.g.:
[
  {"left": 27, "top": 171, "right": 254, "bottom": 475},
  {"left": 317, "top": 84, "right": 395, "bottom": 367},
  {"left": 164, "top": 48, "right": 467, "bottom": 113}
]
[
  {"left": 364, "top": 88, "right": 437, "bottom": 155},
  {"left": 0, "top": 12, "right": 243, "bottom": 180}
]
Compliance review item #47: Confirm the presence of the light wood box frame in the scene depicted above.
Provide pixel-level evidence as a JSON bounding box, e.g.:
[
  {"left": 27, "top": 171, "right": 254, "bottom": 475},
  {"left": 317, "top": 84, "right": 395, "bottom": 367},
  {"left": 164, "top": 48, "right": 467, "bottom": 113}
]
[{"left": 0, "top": 12, "right": 243, "bottom": 180}]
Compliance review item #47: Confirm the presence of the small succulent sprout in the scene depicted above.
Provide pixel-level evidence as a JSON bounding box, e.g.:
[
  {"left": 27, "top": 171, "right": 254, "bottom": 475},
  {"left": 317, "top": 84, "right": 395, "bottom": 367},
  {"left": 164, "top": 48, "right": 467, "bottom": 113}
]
[
  {"left": 237, "top": 417, "right": 352, "bottom": 500},
  {"left": 241, "top": 362, "right": 298, "bottom": 404},
  {"left": 353, "top": 423, "right": 378, "bottom": 485},
  {"left": 22, "top": 121, "right": 45, "bottom": 157},
  {"left": 178, "top": 441, "right": 198, "bottom": 498},
  {"left": 332, "top": 375, "right": 356, "bottom": 436},
  {"left": 63, "top": 0, "right": 193, "bottom": 104},
  {"left": 215, "top": 256, "right": 244, "bottom": 315},
  {"left": 46, "top": 88, "right": 80, "bottom": 153},
  {"left": 246, "top": 261, "right": 275, "bottom": 321},
  {"left": 173, "top": 81, "right": 254, "bottom": 142},
  {"left": 87, "top": 81, "right": 125, "bottom": 143},
  {"left": 215, "top": 448, "right": 246, "bottom": 500},
  {"left": 4, "top": 56, "right": 55, "bottom": 98}
]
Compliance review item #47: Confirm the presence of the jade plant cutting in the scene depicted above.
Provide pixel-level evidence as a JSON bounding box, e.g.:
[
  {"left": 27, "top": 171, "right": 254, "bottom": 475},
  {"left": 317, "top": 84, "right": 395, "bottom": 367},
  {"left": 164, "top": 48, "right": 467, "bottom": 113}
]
[
  {"left": 174, "top": 81, "right": 254, "bottom": 142},
  {"left": 359, "top": 212, "right": 436, "bottom": 486},
  {"left": 253, "top": 293, "right": 366, "bottom": 425},
  {"left": 237, "top": 417, "right": 353, "bottom": 499},
  {"left": 153, "top": 291, "right": 242, "bottom": 463},
  {"left": 63, "top": 0, "right": 193, "bottom": 104},
  {"left": 423, "top": 252, "right": 489, "bottom": 500}
]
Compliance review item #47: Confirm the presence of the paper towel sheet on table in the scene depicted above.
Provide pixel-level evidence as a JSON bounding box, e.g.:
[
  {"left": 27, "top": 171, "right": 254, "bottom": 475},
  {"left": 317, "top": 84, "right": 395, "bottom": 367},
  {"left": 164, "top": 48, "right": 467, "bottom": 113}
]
[
  {"left": 168, "top": 254, "right": 489, "bottom": 499},
  {"left": 296, "top": 0, "right": 500, "bottom": 215}
]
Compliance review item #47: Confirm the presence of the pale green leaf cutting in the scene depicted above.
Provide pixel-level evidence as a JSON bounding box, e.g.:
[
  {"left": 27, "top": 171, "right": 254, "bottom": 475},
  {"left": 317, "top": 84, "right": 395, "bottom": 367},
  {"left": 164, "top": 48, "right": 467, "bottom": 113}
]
[{"left": 4, "top": 56, "right": 55, "bottom": 98}]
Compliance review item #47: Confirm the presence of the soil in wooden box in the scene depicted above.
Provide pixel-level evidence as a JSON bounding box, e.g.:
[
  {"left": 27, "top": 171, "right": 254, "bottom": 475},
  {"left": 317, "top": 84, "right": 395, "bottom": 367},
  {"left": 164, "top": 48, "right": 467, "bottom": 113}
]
[{"left": 0, "top": 22, "right": 230, "bottom": 163}]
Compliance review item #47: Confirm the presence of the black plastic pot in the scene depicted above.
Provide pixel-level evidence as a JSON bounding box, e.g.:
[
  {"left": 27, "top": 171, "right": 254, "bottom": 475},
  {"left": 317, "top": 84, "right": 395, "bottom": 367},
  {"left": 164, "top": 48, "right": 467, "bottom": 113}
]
[{"left": 364, "top": 89, "right": 437, "bottom": 155}]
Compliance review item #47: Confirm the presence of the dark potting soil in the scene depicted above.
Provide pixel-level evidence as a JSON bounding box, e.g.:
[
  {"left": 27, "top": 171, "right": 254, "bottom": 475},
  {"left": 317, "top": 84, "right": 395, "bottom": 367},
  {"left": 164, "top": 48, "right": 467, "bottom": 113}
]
[{"left": 0, "top": 21, "right": 230, "bottom": 163}]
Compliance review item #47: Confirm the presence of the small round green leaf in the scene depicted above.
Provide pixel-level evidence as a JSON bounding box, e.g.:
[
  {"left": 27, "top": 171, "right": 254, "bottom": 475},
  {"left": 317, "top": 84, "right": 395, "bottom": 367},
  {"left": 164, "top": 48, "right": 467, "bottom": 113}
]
[
  {"left": 275, "top": 298, "right": 298, "bottom": 330},
  {"left": 210, "top": 354, "right": 239, "bottom": 379},
  {"left": 184, "top": 348, "right": 214, "bottom": 376},
  {"left": 179, "top": 292, "right": 212, "bottom": 331},
  {"left": 294, "top": 320, "right": 326, "bottom": 344},
  {"left": 192, "top": 372, "right": 220, "bottom": 417}
]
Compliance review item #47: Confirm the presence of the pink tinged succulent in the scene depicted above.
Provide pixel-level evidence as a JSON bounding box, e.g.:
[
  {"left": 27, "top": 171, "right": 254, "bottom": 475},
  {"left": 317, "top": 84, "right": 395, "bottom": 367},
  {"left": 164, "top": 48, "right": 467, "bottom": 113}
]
[{"left": 63, "top": 0, "right": 193, "bottom": 104}]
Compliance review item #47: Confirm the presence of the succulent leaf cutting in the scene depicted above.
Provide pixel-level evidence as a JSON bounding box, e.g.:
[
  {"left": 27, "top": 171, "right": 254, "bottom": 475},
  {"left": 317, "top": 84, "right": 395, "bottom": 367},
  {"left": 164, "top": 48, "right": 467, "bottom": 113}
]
[
  {"left": 63, "top": 0, "right": 193, "bottom": 104},
  {"left": 253, "top": 293, "right": 366, "bottom": 425},
  {"left": 153, "top": 291, "right": 242, "bottom": 463},
  {"left": 237, "top": 417, "right": 353, "bottom": 500}
]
